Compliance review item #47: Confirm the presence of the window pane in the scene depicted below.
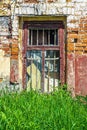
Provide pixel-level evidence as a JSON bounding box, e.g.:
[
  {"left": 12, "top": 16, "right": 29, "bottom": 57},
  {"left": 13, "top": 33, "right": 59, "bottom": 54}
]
[
  {"left": 29, "top": 29, "right": 58, "bottom": 46},
  {"left": 32, "top": 30, "right": 37, "bottom": 45},
  {"left": 44, "top": 50, "right": 60, "bottom": 92},
  {"left": 38, "top": 30, "right": 43, "bottom": 45},
  {"left": 44, "top": 30, "right": 48, "bottom": 45},
  {"left": 27, "top": 50, "right": 42, "bottom": 90}
]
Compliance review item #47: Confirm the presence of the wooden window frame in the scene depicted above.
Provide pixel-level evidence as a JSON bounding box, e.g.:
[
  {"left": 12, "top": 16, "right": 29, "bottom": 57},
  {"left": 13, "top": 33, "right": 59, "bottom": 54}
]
[{"left": 22, "top": 21, "right": 65, "bottom": 89}]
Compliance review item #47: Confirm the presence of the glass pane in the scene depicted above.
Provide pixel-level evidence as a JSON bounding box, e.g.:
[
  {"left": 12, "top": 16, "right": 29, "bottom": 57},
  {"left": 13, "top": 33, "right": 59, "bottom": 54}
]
[
  {"left": 44, "top": 30, "right": 48, "bottom": 45},
  {"left": 26, "top": 51, "right": 42, "bottom": 91},
  {"left": 29, "top": 29, "right": 31, "bottom": 45},
  {"left": 38, "top": 30, "right": 43, "bottom": 45},
  {"left": 44, "top": 50, "right": 60, "bottom": 92},
  {"left": 50, "top": 29, "right": 58, "bottom": 45},
  {"left": 33, "top": 30, "right": 37, "bottom": 45}
]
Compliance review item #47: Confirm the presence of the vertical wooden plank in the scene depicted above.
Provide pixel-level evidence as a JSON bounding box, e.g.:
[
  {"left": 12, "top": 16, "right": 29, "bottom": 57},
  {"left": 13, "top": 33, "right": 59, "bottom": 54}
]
[
  {"left": 59, "top": 27, "right": 65, "bottom": 84},
  {"left": 41, "top": 50, "right": 45, "bottom": 92},
  {"left": 36, "top": 59, "right": 38, "bottom": 90},
  {"left": 47, "top": 56, "right": 50, "bottom": 92},
  {"left": 53, "top": 52, "right": 56, "bottom": 90},
  {"left": 30, "top": 59, "right": 32, "bottom": 90},
  {"left": 22, "top": 23, "right": 28, "bottom": 89}
]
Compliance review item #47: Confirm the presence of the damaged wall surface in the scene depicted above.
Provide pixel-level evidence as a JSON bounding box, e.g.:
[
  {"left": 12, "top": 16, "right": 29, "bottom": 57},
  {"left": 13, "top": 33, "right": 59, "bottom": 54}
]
[{"left": 0, "top": 0, "right": 87, "bottom": 95}]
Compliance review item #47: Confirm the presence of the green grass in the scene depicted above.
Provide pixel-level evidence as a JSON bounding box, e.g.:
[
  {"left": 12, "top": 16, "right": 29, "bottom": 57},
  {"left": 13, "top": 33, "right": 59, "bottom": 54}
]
[{"left": 0, "top": 89, "right": 87, "bottom": 130}]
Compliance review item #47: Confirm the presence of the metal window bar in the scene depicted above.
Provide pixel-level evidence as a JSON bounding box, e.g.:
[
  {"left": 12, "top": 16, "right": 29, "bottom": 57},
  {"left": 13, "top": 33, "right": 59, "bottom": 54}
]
[
  {"left": 48, "top": 30, "right": 50, "bottom": 45},
  {"left": 29, "top": 28, "right": 58, "bottom": 46},
  {"left": 56, "top": 30, "right": 58, "bottom": 45},
  {"left": 37, "top": 29, "right": 38, "bottom": 46},
  {"left": 43, "top": 29, "right": 44, "bottom": 45},
  {"left": 27, "top": 58, "right": 42, "bottom": 60},
  {"left": 45, "top": 55, "right": 60, "bottom": 92},
  {"left": 54, "top": 30, "right": 56, "bottom": 45},
  {"left": 31, "top": 29, "right": 33, "bottom": 46},
  {"left": 45, "top": 57, "right": 60, "bottom": 60}
]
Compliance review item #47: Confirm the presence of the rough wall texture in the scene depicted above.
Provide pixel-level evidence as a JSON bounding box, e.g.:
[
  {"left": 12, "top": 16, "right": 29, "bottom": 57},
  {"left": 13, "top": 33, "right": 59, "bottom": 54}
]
[{"left": 0, "top": 0, "right": 87, "bottom": 95}]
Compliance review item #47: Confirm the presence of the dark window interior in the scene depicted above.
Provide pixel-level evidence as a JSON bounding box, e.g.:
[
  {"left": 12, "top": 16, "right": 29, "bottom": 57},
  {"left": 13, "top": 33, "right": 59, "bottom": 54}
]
[{"left": 28, "top": 29, "right": 58, "bottom": 46}]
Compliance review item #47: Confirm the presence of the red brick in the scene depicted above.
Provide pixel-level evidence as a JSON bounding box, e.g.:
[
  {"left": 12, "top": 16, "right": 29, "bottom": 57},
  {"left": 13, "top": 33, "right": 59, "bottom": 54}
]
[
  {"left": 11, "top": 47, "right": 19, "bottom": 55},
  {"left": 68, "top": 34, "right": 78, "bottom": 39},
  {"left": 75, "top": 47, "right": 83, "bottom": 51},
  {"left": 67, "top": 43, "right": 74, "bottom": 51}
]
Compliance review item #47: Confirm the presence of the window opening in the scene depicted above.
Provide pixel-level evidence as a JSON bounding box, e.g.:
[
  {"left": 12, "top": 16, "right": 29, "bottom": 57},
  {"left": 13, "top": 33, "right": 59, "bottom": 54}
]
[
  {"left": 28, "top": 29, "right": 58, "bottom": 46},
  {"left": 23, "top": 21, "right": 65, "bottom": 92}
]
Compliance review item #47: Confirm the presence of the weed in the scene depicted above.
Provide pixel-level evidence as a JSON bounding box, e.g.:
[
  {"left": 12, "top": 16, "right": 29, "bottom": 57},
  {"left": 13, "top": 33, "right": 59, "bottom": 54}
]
[{"left": 0, "top": 89, "right": 87, "bottom": 130}]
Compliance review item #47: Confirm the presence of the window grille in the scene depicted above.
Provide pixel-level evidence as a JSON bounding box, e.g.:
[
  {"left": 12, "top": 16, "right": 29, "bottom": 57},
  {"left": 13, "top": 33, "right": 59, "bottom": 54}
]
[{"left": 28, "top": 29, "right": 58, "bottom": 46}]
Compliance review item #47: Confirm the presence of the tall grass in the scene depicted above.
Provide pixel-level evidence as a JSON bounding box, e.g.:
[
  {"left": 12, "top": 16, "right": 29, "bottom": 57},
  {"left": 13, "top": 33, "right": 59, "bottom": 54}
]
[{"left": 0, "top": 89, "right": 87, "bottom": 130}]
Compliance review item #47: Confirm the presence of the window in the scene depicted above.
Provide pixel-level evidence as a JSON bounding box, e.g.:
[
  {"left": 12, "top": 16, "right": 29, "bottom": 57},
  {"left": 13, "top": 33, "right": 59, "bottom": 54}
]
[
  {"left": 23, "top": 21, "right": 65, "bottom": 92},
  {"left": 28, "top": 29, "right": 58, "bottom": 46}
]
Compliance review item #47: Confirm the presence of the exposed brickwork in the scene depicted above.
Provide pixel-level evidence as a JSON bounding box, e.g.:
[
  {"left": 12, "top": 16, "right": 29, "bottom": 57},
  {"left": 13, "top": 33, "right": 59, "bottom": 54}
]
[
  {"left": 24, "top": 0, "right": 38, "bottom": 3},
  {"left": 67, "top": 17, "right": 87, "bottom": 54}
]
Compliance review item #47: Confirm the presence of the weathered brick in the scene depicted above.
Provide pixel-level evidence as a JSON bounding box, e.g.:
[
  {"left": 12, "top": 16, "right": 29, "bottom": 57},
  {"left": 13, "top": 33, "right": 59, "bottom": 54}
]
[
  {"left": 79, "top": 24, "right": 84, "bottom": 27},
  {"left": 82, "top": 39, "right": 87, "bottom": 43},
  {"left": 11, "top": 47, "right": 19, "bottom": 55},
  {"left": 67, "top": 43, "right": 74, "bottom": 51},
  {"left": 75, "top": 51, "right": 83, "bottom": 55},
  {"left": 68, "top": 34, "right": 78, "bottom": 39},
  {"left": 75, "top": 47, "right": 83, "bottom": 51},
  {"left": 75, "top": 43, "right": 87, "bottom": 47},
  {"left": 70, "top": 20, "right": 78, "bottom": 23},
  {"left": 11, "top": 55, "right": 18, "bottom": 60},
  {"left": 11, "top": 43, "right": 18, "bottom": 48},
  {"left": 84, "top": 24, "right": 87, "bottom": 27}
]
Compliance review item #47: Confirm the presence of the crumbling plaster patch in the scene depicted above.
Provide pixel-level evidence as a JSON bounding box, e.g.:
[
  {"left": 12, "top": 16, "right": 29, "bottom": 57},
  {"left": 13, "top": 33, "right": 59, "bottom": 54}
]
[{"left": 0, "top": 50, "right": 10, "bottom": 79}]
